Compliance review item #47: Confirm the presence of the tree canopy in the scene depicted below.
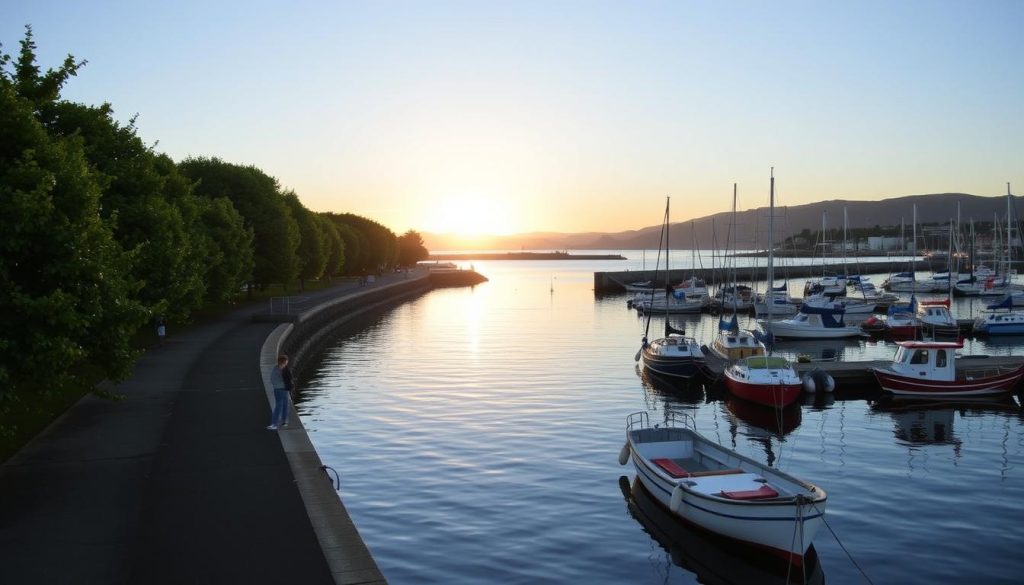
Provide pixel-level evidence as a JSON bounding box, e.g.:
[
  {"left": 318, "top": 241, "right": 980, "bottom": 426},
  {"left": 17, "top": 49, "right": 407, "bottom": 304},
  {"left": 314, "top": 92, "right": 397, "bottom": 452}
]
[{"left": 0, "top": 27, "right": 404, "bottom": 425}]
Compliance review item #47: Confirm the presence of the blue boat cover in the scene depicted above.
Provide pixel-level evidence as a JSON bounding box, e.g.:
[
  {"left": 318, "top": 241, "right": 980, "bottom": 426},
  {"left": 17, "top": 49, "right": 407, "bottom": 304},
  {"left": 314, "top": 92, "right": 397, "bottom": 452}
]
[{"left": 798, "top": 303, "right": 847, "bottom": 327}]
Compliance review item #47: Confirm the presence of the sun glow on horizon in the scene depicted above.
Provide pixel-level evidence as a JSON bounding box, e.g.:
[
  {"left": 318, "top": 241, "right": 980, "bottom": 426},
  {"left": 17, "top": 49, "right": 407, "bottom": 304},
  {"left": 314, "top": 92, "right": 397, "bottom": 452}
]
[{"left": 420, "top": 191, "right": 522, "bottom": 237}]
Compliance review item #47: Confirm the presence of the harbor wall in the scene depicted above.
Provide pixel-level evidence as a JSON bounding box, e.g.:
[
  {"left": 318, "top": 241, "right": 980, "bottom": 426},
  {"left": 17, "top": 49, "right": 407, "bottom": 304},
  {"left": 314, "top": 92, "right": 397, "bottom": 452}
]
[{"left": 594, "top": 260, "right": 932, "bottom": 293}]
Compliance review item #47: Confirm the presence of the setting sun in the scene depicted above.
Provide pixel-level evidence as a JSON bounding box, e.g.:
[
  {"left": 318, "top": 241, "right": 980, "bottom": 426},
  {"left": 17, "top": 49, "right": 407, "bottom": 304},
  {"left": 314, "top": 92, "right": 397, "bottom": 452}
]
[{"left": 422, "top": 192, "right": 520, "bottom": 237}]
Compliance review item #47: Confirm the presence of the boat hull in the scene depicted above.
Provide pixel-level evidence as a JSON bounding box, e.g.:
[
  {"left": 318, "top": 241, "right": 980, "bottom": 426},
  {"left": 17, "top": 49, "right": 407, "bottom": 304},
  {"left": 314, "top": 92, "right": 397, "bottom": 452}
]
[
  {"left": 872, "top": 367, "right": 1024, "bottom": 397},
  {"left": 642, "top": 350, "right": 705, "bottom": 379},
  {"left": 724, "top": 375, "right": 802, "bottom": 408},
  {"left": 767, "top": 322, "right": 863, "bottom": 339},
  {"left": 625, "top": 422, "right": 826, "bottom": 565}
]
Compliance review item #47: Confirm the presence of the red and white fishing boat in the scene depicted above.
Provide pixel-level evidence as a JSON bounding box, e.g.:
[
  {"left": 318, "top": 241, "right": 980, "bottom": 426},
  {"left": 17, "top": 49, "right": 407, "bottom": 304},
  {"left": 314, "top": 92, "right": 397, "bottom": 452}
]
[
  {"left": 872, "top": 340, "right": 1024, "bottom": 397},
  {"left": 723, "top": 355, "right": 803, "bottom": 408}
]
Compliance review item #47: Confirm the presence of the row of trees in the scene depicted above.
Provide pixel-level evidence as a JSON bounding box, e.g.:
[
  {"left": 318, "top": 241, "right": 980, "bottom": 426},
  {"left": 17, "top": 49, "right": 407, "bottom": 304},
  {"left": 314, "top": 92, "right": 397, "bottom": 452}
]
[{"left": 0, "top": 28, "right": 428, "bottom": 416}]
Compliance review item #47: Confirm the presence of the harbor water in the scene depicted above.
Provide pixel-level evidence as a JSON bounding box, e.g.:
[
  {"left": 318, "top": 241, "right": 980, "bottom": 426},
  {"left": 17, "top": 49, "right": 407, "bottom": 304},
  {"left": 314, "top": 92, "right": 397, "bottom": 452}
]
[{"left": 296, "top": 252, "right": 1024, "bottom": 584}]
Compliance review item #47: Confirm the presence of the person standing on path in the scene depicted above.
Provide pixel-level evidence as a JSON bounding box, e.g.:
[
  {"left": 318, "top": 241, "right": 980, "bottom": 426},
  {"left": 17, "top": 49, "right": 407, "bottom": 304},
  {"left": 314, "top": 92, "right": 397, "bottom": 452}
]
[
  {"left": 267, "top": 354, "right": 293, "bottom": 430},
  {"left": 156, "top": 317, "right": 166, "bottom": 346}
]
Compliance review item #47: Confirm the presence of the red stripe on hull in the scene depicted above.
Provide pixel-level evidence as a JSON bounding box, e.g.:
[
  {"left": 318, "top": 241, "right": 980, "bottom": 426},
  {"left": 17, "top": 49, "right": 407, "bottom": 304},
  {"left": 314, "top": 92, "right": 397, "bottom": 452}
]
[{"left": 873, "top": 367, "right": 1024, "bottom": 397}]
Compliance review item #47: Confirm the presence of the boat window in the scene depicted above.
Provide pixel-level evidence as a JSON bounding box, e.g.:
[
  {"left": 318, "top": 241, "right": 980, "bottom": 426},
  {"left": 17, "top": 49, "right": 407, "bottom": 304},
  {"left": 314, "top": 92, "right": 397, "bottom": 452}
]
[
  {"left": 910, "top": 349, "right": 929, "bottom": 365},
  {"left": 936, "top": 350, "right": 947, "bottom": 368}
]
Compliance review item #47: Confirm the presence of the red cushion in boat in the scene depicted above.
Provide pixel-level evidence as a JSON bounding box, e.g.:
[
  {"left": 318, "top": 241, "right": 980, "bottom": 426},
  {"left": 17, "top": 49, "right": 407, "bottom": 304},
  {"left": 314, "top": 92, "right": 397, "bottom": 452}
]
[
  {"left": 651, "top": 458, "right": 690, "bottom": 478},
  {"left": 719, "top": 485, "right": 779, "bottom": 500}
]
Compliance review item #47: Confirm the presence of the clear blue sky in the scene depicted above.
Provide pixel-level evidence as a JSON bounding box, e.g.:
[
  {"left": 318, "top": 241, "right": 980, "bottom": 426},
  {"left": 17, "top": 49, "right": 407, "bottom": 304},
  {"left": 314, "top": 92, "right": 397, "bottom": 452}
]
[{"left": 3, "top": 1, "right": 1022, "bottom": 236}]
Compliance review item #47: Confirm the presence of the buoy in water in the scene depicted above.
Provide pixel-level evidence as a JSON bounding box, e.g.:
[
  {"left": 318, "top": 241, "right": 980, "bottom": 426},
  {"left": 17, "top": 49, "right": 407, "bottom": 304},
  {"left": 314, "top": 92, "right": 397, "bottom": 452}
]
[
  {"left": 802, "top": 368, "right": 835, "bottom": 393},
  {"left": 670, "top": 485, "right": 684, "bottom": 513},
  {"left": 618, "top": 443, "right": 631, "bottom": 466}
]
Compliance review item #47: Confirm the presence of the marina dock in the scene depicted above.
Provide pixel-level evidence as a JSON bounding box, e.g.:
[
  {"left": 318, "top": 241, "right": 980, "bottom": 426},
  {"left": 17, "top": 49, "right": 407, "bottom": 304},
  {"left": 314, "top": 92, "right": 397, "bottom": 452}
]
[
  {"left": 702, "top": 351, "right": 1024, "bottom": 389},
  {"left": 594, "top": 261, "right": 931, "bottom": 293}
]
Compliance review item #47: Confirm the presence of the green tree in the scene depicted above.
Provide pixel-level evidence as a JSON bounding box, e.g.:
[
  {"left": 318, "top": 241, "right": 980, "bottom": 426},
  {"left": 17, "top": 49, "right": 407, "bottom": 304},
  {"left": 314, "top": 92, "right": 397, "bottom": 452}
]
[
  {"left": 0, "top": 62, "right": 146, "bottom": 407},
  {"left": 283, "top": 191, "right": 326, "bottom": 289},
  {"left": 333, "top": 213, "right": 397, "bottom": 274},
  {"left": 317, "top": 213, "right": 345, "bottom": 279},
  {"left": 193, "top": 196, "right": 254, "bottom": 302},
  {"left": 179, "top": 157, "right": 299, "bottom": 288},
  {"left": 396, "top": 230, "right": 429, "bottom": 266},
  {"left": 10, "top": 27, "right": 206, "bottom": 321}
]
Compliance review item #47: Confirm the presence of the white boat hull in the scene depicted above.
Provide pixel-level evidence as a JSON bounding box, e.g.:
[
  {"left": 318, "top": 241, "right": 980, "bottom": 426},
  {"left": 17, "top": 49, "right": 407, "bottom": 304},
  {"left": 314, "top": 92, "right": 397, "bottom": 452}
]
[{"left": 624, "top": 414, "right": 826, "bottom": 564}]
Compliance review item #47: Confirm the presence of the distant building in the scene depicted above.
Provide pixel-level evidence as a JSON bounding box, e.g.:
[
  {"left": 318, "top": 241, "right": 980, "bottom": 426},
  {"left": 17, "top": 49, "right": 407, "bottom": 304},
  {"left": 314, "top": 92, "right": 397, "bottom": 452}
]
[{"left": 867, "top": 236, "right": 903, "bottom": 251}]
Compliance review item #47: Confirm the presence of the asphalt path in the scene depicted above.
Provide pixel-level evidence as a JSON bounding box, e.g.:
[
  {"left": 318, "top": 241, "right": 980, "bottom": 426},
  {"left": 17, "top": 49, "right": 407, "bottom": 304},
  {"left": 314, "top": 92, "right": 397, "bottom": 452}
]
[{"left": 0, "top": 276, "right": 399, "bottom": 584}]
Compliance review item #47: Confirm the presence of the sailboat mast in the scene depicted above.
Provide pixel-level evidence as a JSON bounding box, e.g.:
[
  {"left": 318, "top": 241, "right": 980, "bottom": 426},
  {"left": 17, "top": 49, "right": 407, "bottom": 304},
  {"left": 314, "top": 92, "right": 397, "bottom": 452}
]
[
  {"left": 767, "top": 169, "right": 775, "bottom": 323},
  {"left": 912, "top": 204, "right": 918, "bottom": 279},
  {"left": 1007, "top": 183, "right": 1013, "bottom": 278}
]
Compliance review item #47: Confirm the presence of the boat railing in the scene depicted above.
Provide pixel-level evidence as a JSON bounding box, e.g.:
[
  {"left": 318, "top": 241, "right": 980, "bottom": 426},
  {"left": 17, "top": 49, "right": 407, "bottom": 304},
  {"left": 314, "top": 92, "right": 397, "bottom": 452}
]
[{"left": 627, "top": 411, "right": 695, "bottom": 434}]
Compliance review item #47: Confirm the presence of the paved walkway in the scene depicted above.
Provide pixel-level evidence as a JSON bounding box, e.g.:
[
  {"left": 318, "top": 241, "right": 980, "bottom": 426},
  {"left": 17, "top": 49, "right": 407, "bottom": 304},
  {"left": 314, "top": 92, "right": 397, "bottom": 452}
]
[{"left": 0, "top": 275, "right": 408, "bottom": 584}]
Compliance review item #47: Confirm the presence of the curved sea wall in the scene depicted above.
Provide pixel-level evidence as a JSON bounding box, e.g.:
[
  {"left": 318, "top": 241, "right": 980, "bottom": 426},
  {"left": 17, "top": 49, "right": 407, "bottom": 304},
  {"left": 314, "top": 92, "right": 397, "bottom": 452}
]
[
  {"left": 281, "top": 270, "right": 486, "bottom": 360},
  {"left": 258, "top": 269, "right": 486, "bottom": 585}
]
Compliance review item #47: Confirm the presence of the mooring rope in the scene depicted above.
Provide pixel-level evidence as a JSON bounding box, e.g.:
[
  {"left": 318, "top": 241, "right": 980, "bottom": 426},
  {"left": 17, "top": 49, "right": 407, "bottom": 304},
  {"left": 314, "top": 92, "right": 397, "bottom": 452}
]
[{"left": 812, "top": 501, "right": 876, "bottom": 585}]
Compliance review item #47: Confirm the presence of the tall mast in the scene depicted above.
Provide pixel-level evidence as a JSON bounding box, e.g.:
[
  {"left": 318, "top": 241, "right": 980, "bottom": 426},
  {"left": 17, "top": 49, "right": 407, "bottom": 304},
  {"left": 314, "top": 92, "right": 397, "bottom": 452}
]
[
  {"left": 767, "top": 169, "right": 775, "bottom": 324},
  {"left": 843, "top": 206, "right": 849, "bottom": 277},
  {"left": 912, "top": 204, "right": 917, "bottom": 278}
]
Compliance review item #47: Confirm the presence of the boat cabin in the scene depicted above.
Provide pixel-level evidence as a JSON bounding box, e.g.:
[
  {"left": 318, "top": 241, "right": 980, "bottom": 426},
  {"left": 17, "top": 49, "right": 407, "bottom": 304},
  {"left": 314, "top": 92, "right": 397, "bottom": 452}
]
[
  {"left": 916, "top": 301, "right": 955, "bottom": 326},
  {"left": 712, "top": 332, "right": 765, "bottom": 360},
  {"left": 649, "top": 334, "right": 703, "bottom": 357},
  {"left": 889, "top": 341, "right": 963, "bottom": 382}
]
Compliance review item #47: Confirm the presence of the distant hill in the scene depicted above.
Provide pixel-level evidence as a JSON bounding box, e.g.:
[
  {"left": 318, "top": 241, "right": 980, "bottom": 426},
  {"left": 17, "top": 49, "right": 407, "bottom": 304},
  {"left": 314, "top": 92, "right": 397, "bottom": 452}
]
[{"left": 422, "top": 192, "right": 1020, "bottom": 251}]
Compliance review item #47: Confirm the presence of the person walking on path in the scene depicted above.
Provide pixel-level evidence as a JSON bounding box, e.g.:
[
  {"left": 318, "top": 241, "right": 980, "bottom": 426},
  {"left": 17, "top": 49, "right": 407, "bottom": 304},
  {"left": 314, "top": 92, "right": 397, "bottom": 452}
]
[
  {"left": 156, "top": 317, "right": 166, "bottom": 346},
  {"left": 268, "top": 354, "right": 293, "bottom": 430}
]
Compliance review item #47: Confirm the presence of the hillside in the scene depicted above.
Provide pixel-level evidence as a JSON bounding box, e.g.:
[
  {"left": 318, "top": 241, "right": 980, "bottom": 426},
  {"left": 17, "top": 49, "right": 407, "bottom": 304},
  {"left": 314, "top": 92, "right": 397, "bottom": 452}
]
[{"left": 422, "top": 192, "right": 1020, "bottom": 251}]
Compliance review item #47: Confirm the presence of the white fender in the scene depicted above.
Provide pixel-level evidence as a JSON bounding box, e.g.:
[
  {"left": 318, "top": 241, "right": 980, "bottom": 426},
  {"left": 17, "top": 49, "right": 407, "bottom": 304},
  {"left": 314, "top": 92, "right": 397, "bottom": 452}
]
[
  {"left": 670, "top": 485, "right": 684, "bottom": 513},
  {"left": 618, "top": 442, "right": 631, "bottom": 466}
]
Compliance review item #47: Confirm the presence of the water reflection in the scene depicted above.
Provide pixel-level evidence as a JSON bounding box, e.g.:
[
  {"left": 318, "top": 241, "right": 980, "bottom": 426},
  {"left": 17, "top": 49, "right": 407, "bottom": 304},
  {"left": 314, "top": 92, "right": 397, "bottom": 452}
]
[
  {"left": 872, "top": 395, "right": 1020, "bottom": 447},
  {"left": 636, "top": 364, "right": 708, "bottom": 406},
  {"left": 619, "top": 476, "right": 825, "bottom": 585},
  {"left": 722, "top": 399, "right": 802, "bottom": 467}
]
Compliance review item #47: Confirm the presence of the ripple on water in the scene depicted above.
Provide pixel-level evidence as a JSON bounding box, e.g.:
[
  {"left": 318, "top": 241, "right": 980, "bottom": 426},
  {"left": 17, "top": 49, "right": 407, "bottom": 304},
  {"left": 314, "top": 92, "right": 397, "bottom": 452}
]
[{"left": 298, "top": 261, "right": 1024, "bottom": 585}]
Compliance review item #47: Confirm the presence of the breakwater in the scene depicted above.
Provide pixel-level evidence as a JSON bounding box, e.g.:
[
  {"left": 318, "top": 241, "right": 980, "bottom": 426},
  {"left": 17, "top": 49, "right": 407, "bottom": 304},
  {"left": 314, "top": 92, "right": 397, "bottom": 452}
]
[
  {"left": 430, "top": 252, "right": 625, "bottom": 260},
  {"left": 593, "top": 260, "right": 931, "bottom": 292}
]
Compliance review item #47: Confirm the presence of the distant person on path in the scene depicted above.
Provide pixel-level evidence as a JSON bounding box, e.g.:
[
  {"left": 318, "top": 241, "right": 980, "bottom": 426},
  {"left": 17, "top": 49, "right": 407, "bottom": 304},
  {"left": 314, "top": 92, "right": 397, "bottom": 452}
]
[
  {"left": 156, "top": 317, "right": 166, "bottom": 346},
  {"left": 267, "top": 354, "right": 293, "bottom": 430}
]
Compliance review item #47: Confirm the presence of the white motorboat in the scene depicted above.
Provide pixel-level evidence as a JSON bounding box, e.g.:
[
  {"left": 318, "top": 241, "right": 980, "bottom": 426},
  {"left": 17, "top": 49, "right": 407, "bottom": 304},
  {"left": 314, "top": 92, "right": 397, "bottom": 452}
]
[{"left": 620, "top": 411, "right": 827, "bottom": 566}]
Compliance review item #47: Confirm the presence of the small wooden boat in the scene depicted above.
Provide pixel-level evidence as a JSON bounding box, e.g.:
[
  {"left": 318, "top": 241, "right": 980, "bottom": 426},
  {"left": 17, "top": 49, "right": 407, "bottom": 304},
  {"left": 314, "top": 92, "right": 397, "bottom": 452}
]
[
  {"left": 620, "top": 412, "right": 827, "bottom": 566},
  {"left": 723, "top": 355, "right": 803, "bottom": 408},
  {"left": 872, "top": 340, "right": 1024, "bottom": 397}
]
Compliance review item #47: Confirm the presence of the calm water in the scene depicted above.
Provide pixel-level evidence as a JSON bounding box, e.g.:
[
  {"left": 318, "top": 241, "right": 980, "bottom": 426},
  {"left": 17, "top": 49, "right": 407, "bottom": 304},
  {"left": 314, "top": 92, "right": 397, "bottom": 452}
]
[{"left": 297, "top": 253, "right": 1024, "bottom": 585}]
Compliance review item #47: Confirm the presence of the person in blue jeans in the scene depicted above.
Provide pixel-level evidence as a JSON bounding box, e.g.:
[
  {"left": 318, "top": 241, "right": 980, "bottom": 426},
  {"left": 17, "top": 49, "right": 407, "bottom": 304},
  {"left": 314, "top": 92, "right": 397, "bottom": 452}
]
[{"left": 267, "top": 354, "right": 293, "bottom": 430}]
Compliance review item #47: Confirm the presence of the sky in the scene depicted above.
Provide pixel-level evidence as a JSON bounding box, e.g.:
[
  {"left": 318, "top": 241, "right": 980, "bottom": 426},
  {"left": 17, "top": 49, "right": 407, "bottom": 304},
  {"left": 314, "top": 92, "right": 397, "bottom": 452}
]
[{"left": 3, "top": 1, "right": 1022, "bottom": 238}]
